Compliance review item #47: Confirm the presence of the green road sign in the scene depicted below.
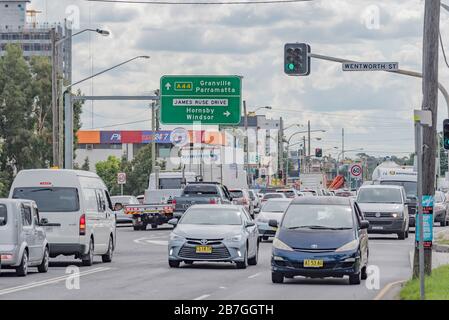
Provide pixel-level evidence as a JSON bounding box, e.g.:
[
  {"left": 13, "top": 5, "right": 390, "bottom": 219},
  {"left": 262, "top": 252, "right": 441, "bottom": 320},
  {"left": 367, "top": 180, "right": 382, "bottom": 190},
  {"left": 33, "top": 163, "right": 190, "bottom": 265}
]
[{"left": 160, "top": 75, "right": 242, "bottom": 125}]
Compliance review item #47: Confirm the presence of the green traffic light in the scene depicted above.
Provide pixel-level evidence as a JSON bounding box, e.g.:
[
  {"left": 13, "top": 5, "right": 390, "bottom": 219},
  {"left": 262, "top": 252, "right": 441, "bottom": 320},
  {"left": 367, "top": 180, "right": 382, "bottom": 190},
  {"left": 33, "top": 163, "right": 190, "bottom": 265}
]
[{"left": 288, "top": 63, "right": 295, "bottom": 71}]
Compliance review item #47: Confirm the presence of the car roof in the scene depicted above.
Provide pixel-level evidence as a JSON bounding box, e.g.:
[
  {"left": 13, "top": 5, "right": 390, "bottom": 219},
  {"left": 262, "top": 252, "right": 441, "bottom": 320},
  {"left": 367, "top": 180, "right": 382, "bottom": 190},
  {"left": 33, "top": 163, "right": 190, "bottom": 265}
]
[
  {"left": 291, "top": 196, "right": 351, "bottom": 205},
  {"left": 264, "top": 198, "right": 292, "bottom": 202},
  {"left": 359, "top": 185, "right": 404, "bottom": 190},
  {"left": 187, "top": 204, "right": 242, "bottom": 210}
]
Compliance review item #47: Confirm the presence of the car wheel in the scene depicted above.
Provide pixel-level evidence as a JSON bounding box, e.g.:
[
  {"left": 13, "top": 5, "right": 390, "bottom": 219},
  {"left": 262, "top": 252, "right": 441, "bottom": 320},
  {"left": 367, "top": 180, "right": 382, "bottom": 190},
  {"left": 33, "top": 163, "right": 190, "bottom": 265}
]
[
  {"left": 361, "top": 266, "right": 368, "bottom": 280},
  {"left": 397, "top": 231, "right": 406, "bottom": 240},
  {"left": 169, "top": 260, "right": 180, "bottom": 268},
  {"left": 151, "top": 224, "right": 158, "bottom": 229},
  {"left": 262, "top": 236, "right": 269, "bottom": 242},
  {"left": 133, "top": 225, "right": 140, "bottom": 231},
  {"left": 82, "top": 240, "right": 94, "bottom": 266},
  {"left": 405, "top": 228, "right": 409, "bottom": 238},
  {"left": 441, "top": 220, "right": 446, "bottom": 227},
  {"left": 37, "top": 246, "right": 49, "bottom": 273},
  {"left": 16, "top": 250, "right": 28, "bottom": 277},
  {"left": 349, "top": 272, "right": 361, "bottom": 285},
  {"left": 101, "top": 236, "right": 114, "bottom": 263},
  {"left": 236, "top": 247, "right": 248, "bottom": 269},
  {"left": 248, "top": 243, "right": 259, "bottom": 266},
  {"left": 272, "top": 272, "right": 284, "bottom": 283}
]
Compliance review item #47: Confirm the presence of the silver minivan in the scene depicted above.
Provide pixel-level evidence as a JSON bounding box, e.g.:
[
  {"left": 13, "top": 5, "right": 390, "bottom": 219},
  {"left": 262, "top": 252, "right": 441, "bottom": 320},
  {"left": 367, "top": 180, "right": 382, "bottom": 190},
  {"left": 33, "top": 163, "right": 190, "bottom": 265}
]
[{"left": 0, "top": 199, "right": 49, "bottom": 276}]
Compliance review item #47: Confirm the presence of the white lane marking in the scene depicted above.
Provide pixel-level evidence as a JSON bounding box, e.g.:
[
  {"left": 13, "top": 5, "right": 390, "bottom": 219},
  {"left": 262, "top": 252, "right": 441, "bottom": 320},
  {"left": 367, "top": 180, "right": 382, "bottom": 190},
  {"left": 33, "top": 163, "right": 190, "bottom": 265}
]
[
  {"left": 369, "top": 242, "right": 412, "bottom": 246},
  {"left": 248, "top": 272, "right": 261, "bottom": 279},
  {"left": 219, "top": 286, "right": 227, "bottom": 289},
  {"left": 373, "top": 279, "right": 407, "bottom": 300},
  {"left": 145, "top": 240, "right": 168, "bottom": 246},
  {"left": 0, "top": 267, "right": 110, "bottom": 296},
  {"left": 193, "top": 294, "right": 211, "bottom": 300}
]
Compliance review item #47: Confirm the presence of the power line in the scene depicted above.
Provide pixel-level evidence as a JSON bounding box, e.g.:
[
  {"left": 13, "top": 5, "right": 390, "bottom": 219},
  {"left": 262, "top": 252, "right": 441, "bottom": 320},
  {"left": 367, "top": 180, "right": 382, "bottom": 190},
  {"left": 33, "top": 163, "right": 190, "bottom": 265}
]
[
  {"left": 90, "top": 119, "right": 151, "bottom": 129},
  {"left": 86, "top": 0, "right": 310, "bottom": 4},
  {"left": 439, "top": 31, "right": 449, "bottom": 68}
]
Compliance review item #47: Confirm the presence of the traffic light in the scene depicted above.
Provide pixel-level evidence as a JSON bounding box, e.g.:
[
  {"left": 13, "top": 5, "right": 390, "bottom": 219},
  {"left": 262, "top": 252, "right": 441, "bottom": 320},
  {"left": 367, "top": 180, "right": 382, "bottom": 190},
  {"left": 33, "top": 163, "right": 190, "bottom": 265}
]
[
  {"left": 444, "top": 119, "right": 449, "bottom": 150},
  {"left": 315, "top": 148, "right": 322, "bottom": 157},
  {"left": 284, "top": 43, "right": 311, "bottom": 76}
]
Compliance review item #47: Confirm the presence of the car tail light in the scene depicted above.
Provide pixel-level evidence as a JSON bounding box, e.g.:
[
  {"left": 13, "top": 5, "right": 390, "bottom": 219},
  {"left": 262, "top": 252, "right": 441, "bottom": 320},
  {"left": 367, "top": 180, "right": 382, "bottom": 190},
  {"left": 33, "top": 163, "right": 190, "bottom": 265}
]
[
  {"left": 209, "top": 198, "right": 217, "bottom": 204},
  {"left": 172, "top": 199, "right": 177, "bottom": 205},
  {"left": 79, "top": 214, "right": 86, "bottom": 236},
  {"left": 242, "top": 199, "right": 248, "bottom": 205},
  {"left": 1, "top": 254, "right": 12, "bottom": 260}
]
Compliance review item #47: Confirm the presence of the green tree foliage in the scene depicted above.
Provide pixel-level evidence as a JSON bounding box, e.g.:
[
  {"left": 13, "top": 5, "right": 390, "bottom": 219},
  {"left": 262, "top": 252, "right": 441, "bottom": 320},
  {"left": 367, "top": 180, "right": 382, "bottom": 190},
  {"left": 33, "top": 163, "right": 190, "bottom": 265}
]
[
  {"left": 96, "top": 156, "right": 122, "bottom": 195},
  {"left": 0, "top": 44, "right": 83, "bottom": 196},
  {"left": 81, "top": 157, "right": 90, "bottom": 171}
]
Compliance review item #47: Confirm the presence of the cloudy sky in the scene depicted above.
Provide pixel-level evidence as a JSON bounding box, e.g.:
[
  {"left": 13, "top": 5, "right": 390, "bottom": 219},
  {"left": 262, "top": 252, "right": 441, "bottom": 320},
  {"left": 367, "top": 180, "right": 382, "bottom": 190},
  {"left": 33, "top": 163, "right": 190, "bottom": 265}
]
[{"left": 30, "top": 0, "right": 449, "bottom": 157}]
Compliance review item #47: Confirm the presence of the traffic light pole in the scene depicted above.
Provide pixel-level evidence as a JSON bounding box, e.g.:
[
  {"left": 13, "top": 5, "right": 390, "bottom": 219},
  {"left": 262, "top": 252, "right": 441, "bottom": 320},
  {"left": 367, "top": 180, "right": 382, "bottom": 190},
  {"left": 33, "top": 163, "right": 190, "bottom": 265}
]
[{"left": 309, "top": 53, "right": 449, "bottom": 116}]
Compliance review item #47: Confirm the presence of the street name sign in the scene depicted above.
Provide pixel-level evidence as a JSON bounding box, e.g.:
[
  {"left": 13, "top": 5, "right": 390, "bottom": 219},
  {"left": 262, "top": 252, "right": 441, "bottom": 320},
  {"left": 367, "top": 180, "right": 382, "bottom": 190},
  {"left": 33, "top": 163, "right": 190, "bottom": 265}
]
[
  {"left": 415, "top": 195, "right": 434, "bottom": 248},
  {"left": 342, "top": 62, "right": 399, "bottom": 71},
  {"left": 160, "top": 75, "right": 242, "bottom": 125}
]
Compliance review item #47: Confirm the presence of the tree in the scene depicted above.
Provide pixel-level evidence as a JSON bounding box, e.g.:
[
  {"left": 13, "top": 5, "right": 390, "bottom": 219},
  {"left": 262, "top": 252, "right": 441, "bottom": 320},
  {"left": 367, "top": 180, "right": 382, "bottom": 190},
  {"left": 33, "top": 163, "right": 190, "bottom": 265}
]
[
  {"left": 95, "top": 156, "right": 121, "bottom": 195},
  {"left": 123, "top": 145, "right": 153, "bottom": 196}
]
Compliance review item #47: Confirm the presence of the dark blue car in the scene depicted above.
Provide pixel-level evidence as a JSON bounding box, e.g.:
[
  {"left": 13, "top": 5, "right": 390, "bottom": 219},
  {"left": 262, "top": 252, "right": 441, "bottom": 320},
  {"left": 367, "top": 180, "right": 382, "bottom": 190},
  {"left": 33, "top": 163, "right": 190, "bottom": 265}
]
[{"left": 270, "top": 197, "right": 369, "bottom": 285}]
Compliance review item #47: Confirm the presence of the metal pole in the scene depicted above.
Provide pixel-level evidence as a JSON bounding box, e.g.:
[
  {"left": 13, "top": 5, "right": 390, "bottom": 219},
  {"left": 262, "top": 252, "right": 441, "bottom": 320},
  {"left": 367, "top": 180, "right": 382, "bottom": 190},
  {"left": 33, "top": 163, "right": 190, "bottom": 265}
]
[
  {"left": 244, "top": 100, "right": 248, "bottom": 181},
  {"left": 121, "top": 184, "right": 123, "bottom": 196},
  {"left": 285, "top": 141, "right": 289, "bottom": 184},
  {"left": 64, "top": 92, "right": 73, "bottom": 169},
  {"left": 151, "top": 102, "right": 156, "bottom": 174},
  {"left": 415, "top": 121, "right": 425, "bottom": 300},
  {"left": 342, "top": 128, "right": 345, "bottom": 162},
  {"left": 51, "top": 28, "right": 59, "bottom": 167}
]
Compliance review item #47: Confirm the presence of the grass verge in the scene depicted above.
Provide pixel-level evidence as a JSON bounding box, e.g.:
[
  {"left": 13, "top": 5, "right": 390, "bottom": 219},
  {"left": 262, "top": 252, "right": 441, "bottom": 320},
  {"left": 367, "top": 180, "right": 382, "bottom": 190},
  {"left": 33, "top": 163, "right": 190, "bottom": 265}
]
[{"left": 400, "top": 264, "right": 449, "bottom": 300}]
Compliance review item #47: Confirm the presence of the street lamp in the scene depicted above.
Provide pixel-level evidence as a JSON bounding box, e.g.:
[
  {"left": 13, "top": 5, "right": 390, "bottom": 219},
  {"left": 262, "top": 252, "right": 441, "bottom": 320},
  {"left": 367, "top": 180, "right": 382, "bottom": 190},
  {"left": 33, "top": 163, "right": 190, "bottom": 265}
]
[
  {"left": 284, "top": 123, "right": 303, "bottom": 130},
  {"left": 51, "top": 27, "right": 111, "bottom": 167},
  {"left": 64, "top": 55, "right": 150, "bottom": 169}
]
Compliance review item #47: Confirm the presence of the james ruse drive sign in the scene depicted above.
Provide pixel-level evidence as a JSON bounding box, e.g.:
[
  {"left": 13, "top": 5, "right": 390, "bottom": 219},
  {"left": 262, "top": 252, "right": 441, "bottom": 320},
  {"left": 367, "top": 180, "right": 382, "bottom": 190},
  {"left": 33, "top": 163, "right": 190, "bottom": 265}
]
[{"left": 160, "top": 75, "right": 242, "bottom": 125}]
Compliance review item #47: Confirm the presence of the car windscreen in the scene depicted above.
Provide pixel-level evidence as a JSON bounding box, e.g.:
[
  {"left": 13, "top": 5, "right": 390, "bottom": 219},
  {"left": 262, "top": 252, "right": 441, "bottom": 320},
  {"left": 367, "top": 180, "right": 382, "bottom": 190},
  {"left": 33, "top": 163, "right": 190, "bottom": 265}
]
[
  {"left": 282, "top": 204, "right": 354, "bottom": 229},
  {"left": 259, "top": 188, "right": 277, "bottom": 194},
  {"left": 180, "top": 208, "right": 242, "bottom": 225},
  {"left": 263, "top": 193, "right": 283, "bottom": 199},
  {"left": 248, "top": 191, "right": 256, "bottom": 200},
  {"left": 435, "top": 192, "right": 445, "bottom": 203},
  {"left": 12, "top": 187, "right": 80, "bottom": 212},
  {"left": 261, "top": 201, "right": 290, "bottom": 212},
  {"left": 183, "top": 185, "right": 218, "bottom": 196},
  {"left": 159, "top": 178, "right": 183, "bottom": 189},
  {"left": 357, "top": 188, "right": 402, "bottom": 204},
  {"left": 0, "top": 204, "right": 6, "bottom": 226},
  {"left": 229, "top": 190, "right": 244, "bottom": 198},
  {"left": 380, "top": 181, "right": 417, "bottom": 199}
]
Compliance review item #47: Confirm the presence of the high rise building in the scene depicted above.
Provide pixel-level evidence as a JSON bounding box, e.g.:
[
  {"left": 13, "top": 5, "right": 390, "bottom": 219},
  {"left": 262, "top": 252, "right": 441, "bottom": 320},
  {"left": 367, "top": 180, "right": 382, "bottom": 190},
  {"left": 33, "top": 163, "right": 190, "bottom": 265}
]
[{"left": 0, "top": 0, "right": 71, "bottom": 81}]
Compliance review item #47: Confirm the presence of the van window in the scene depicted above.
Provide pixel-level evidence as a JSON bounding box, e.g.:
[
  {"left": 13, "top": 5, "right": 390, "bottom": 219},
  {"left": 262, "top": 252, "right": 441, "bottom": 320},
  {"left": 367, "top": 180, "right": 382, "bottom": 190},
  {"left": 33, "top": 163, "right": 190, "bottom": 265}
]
[
  {"left": 96, "top": 189, "right": 106, "bottom": 212},
  {"left": 0, "top": 204, "right": 7, "bottom": 226},
  {"left": 21, "top": 205, "right": 32, "bottom": 226},
  {"left": 83, "top": 189, "right": 98, "bottom": 211},
  {"left": 13, "top": 187, "right": 80, "bottom": 212}
]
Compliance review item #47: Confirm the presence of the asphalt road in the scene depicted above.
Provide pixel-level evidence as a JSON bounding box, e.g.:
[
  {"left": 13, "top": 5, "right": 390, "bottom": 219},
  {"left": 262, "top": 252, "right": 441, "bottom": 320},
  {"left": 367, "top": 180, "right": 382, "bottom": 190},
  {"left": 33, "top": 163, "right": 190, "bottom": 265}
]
[{"left": 1, "top": 225, "right": 446, "bottom": 300}]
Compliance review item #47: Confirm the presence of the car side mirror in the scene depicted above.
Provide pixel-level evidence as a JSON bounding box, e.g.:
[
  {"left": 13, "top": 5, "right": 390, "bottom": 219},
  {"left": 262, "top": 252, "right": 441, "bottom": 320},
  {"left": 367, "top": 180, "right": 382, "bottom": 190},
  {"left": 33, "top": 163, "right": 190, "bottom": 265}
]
[
  {"left": 268, "top": 219, "right": 278, "bottom": 228},
  {"left": 360, "top": 220, "right": 369, "bottom": 229},
  {"left": 40, "top": 218, "right": 48, "bottom": 225},
  {"left": 245, "top": 221, "right": 255, "bottom": 227},
  {"left": 114, "top": 203, "right": 123, "bottom": 211},
  {"left": 254, "top": 207, "right": 260, "bottom": 214},
  {"left": 168, "top": 218, "right": 178, "bottom": 227}
]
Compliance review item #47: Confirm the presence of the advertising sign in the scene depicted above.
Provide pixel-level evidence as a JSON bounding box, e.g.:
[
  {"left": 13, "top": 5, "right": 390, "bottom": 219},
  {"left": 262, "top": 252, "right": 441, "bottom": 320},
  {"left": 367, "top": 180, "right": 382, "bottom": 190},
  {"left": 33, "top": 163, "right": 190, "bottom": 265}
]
[
  {"left": 415, "top": 195, "right": 434, "bottom": 247},
  {"left": 100, "top": 131, "right": 121, "bottom": 144}
]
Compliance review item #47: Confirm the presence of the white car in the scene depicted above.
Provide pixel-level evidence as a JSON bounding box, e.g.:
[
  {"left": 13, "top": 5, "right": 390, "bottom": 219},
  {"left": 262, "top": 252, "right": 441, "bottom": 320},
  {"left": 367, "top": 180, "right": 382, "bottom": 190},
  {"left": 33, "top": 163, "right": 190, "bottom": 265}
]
[
  {"left": 255, "top": 198, "right": 291, "bottom": 241},
  {"left": 10, "top": 169, "right": 116, "bottom": 266},
  {"left": 261, "top": 192, "right": 287, "bottom": 203}
]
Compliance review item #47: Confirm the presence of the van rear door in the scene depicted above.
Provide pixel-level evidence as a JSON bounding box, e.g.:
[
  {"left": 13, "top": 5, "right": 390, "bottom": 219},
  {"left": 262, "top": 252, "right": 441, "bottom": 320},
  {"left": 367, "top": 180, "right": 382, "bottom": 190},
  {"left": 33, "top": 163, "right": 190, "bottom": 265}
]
[{"left": 11, "top": 187, "right": 80, "bottom": 244}]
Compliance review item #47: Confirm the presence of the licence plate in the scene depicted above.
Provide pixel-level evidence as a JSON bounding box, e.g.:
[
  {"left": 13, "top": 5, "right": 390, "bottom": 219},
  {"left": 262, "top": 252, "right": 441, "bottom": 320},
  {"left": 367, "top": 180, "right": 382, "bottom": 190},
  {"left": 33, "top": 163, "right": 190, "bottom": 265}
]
[
  {"left": 372, "top": 226, "right": 383, "bottom": 230},
  {"left": 303, "top": 259, "right": 324, "bottom": 268},
  {"left": 196, "top": 246, "right": 212, "bottom": 254}
]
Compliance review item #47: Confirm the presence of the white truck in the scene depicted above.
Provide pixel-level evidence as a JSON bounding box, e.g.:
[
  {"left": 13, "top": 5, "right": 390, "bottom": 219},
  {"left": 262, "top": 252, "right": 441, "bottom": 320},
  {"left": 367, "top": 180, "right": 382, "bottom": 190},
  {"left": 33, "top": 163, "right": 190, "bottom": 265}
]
[{"left": 298, "top": 173, "right": 325, "bottom": 191}]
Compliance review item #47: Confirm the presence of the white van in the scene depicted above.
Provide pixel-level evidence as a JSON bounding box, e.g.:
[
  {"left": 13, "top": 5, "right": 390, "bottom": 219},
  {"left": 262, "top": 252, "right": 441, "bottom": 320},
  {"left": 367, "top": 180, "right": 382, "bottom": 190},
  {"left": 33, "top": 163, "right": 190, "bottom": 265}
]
[{"left": 9, "top": 169, "right": 116, "bottom": 266}]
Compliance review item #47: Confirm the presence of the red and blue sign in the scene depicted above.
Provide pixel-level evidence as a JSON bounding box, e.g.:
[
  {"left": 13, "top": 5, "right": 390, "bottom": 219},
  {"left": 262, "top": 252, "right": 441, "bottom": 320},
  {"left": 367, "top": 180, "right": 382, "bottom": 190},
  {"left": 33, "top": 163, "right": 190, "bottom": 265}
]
[{"left": 97, "top": 131, "right": 172, "bottom": 144}]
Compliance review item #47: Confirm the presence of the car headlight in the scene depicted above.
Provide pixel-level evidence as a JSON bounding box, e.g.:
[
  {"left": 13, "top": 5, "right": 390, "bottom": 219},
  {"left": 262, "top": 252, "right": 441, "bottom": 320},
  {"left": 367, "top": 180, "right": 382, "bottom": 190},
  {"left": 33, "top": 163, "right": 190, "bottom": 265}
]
[
  {"left": 272, "top": 238, "right": 294, "bottom": 251},
  {"left": 226, "top": 234, "right": 242, "bottom": 242},
  {"left": 170, "top": 233, "right": 185, "bottom": 241},
  {"left": 391, "top": 212, "right": 402, "bottom": 218},
  {"left": 335, "top": 239, "right": 358, "bottom": 252}
]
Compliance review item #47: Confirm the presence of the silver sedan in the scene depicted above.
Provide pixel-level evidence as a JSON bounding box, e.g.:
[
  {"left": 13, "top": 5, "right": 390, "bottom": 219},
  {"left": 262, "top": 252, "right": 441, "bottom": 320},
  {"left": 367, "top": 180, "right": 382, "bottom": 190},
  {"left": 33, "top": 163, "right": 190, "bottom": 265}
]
[{"left": 167, "top": 204, "right": 259, "bottom": 269}]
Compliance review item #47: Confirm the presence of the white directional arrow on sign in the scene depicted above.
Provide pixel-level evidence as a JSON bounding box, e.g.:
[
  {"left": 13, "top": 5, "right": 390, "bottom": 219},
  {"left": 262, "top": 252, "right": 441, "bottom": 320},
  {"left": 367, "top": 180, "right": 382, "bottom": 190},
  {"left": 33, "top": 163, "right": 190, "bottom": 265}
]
[
  {"left": 165, "top": 83, "right": 171, "bottom": 90},
  {"left": 223, "top": 111, "right": 231, "bottom": 117}
]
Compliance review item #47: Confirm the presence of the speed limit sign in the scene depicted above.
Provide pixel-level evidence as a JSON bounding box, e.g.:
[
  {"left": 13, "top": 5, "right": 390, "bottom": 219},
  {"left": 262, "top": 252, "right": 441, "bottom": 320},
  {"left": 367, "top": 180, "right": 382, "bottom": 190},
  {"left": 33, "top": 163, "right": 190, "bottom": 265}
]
[
  {"left": 350, "top": 164, "right": 362, "bottom": 178},
  {"left": 117, "top": 172, "right": 127, "bottom": 185}
]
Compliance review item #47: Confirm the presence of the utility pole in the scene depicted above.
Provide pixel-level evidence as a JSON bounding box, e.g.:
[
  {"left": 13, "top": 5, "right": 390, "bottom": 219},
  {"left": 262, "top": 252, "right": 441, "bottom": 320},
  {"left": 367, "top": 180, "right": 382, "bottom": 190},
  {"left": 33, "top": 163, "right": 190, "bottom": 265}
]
[
  {"left": 279, "top": 117, "right": 284, "bottom": 184},
  {"left": 413, "top": 0, "right": 440, "bottom": 283},
  {"left": 51, "top": 28, "right": 59, "bottom": 167},
  {"left": 244, "top": 100, "right": 249, "bottom": 182},
  {"left": 307, "top": 120, "right": 311, "bottom": 156},
  {"left": 342, "top": 128, "right": 345, "bottom": 162}
]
